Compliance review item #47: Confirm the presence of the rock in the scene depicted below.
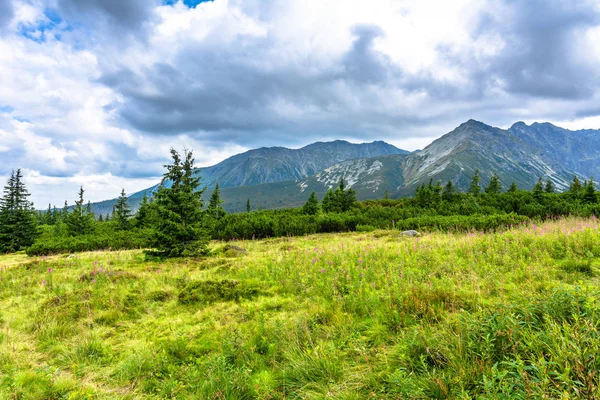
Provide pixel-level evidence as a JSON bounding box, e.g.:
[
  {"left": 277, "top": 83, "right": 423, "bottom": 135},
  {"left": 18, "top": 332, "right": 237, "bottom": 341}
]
[
  {"left": 223, "top": 245, "right": 247, "bottom": 256},
  {"left": 401, "top": 230, "right": 421, "bottom": 237}
]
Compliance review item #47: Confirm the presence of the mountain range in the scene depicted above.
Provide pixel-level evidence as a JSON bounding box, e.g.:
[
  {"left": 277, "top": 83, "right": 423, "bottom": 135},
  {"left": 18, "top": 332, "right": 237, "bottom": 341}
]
[{"left": 88, "top": 119, "right": 600, "bottom": 215}]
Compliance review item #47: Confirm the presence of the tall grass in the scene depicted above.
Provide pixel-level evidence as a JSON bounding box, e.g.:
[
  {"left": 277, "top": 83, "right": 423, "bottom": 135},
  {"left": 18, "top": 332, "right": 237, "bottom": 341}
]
[{"left": 1, "top": 217, "right": 600, "bottom": 398}]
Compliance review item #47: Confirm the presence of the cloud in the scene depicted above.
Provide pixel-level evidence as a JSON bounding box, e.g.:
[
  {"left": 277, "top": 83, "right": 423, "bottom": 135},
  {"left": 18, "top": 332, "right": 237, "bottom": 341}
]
[
  {"left": 1, "top": 0, "right": 600, "bottom": 207},
  {"left": 55, "top": 0, "right": 158, "bottom": 36},
  {"left": 471, "top": 0, "right": 600, "bottom": 99},
  {"left": 0, "top": 0, "right": 13, "bottom": 31}
]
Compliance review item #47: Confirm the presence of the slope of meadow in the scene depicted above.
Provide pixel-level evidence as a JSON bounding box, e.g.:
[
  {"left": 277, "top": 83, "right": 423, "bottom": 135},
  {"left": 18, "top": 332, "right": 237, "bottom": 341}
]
[{"left": 2, "top": 218, "right": 600, "bottom": 399}]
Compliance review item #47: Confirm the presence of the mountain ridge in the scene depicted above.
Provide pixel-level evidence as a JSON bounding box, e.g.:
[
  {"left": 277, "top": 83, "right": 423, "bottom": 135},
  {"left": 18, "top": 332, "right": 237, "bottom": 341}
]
[{"left": 86, "top": 120, "right": 600, "bottom": 214}]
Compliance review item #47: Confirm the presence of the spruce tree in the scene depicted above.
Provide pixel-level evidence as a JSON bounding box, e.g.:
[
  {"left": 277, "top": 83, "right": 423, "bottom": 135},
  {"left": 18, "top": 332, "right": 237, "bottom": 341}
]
[
  {"left": 135, "top": 192, "right": 151, "bottom": 227},
  {"left": 583, "top": 178, "right": 597, "bottom": 203},
  {"left": 114, "top": 188, "right": 132, "bottom": 230},
  {"left": 383, "top": 190, "right": 390, "bottom": 200},
  {"left": 98, "top": 214, "right": 104, "bottom": 222},
  {"left": 335, "top": 177, "right": 356, "bottom": 212},
  {"left": 66, "top": 186, "right": 94, "bottom": 236},
  {"left": 468, "top": 169, "right": 481, "bottom": 196},
  {"left": 485, "top": 174, "right": 502, "bottom": 194},
  {"left": 246, "top": 198, "right": 251, "bottom": 213},
  {"left": 302, "top": 191, "right": 320, "bottom": 215},
  {"left": 432, "top": 180, "right": 443, "bottom": 202},
  {"left": 442, "top": 180, "right": 455, "bottom": 201},
  {"left": 61, "top": 200, "right": 69, "bottom": 222},
  {"left": 0, "top": 169, "right": 38, "bottom": 252},
  {"left": 207, "top": 183, "right": 226, "bottom": 219},
  {"left": 544, "top": 179, "right": 555, "bottom": 193},
  {"left": 151, "top": 148, "right": 208, "bottom": 257},
  {"left": 321, "top": 189, "right": 335, "bottom": 213},
  {"left": 570, "top": 176, "right": 582, "bottom": 196},
  {"left": 533, "top": 177, "right": 544, "bottom": 202},
  {"left": 507, "top": 182, "right": 518, "bottom": 193}
]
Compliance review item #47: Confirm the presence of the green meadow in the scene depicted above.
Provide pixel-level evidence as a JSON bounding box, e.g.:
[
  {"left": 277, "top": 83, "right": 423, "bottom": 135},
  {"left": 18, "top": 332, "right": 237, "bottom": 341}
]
[{"left": 2, "top": 217, "right": 600, "bottom": 399}]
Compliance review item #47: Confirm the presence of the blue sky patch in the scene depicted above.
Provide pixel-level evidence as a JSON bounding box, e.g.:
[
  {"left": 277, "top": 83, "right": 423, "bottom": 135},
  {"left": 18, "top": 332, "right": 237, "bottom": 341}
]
[{"left": 163, "top": 0, "right": 214, "bottom": 8}]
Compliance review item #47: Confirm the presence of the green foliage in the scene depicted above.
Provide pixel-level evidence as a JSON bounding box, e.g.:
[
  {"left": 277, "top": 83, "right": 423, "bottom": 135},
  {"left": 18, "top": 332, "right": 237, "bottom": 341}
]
[
  {"left": 134, "top": 192, "right": 152, "bottom": 228},
  {"left": 66, "top": 187, "right": 95, "bottom": 236},
  {"left": 0, "top": 169, "right": 38, "bottom": 253},
  {"left": 533, "top": 177, "right": 544, "bottom": 202},
  {"left": 178, "top": 280, "right": 261, "bottom": 304},
  {"left": 544, "top": 178, "right": 555, "bottom": 193},
  {"left": 150, "top": 149, "right": 209, "bottom": 257},
  {"left": 583, "top": 178, "right": 597, "bottom": 204},
  {"left": 485, "top": 174, "right": 502, "bottom": 194},
  {"left": 321, "top": 178, "right": 356, "bottom": 213},
  {"left": 302, "top": 191, "right": 320, "bottom": 215},
  {"left": 570, "top": 175, "right": 582, "bottom": 195},
  {"left": 27, "top": 228, "right": 152, "bottom": 256},
  {"left": 207, "top": 183, "right": 226, "bottom": 220},
  {"left": 468, "top": 169, "right": 481, "bottom": 196},
  {"left": 113, "top": 188, "right": 132, "bottom": 230}
]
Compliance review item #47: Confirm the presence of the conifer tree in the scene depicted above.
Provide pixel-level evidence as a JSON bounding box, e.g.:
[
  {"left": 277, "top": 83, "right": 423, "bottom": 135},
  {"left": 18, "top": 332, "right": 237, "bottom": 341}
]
[
  {"left": 544, "top": 179, "right": 555, "bottom": 193},
  {"left": 432, "top": 180, "right": 443, "bottom": 202},
  {"left": 442, "top": 180, "right": 455, "bottom": 201},
  {"left": 114, "top": 188, "right": 132, "bottom": 230},
  {"left": 335, "top": 177, "right": 357, "bottom": 212},
  {"left": 583, "top": 178, "right": 597, "bottom": 203},
  {"left": 532, "top": 177, "right": 544, "bottom": 202},
  {"left": 98, "top": 214, "right": 104, "bottom": 222},
  {"left": 151, "top": 148, "right": 208, "bottom": 257},
  {"left": 468, "top": 169, "right": 481, "bottom": 196},
  {"left": 66, "top": 186, "right": 94, "bottom": 236},
  {"left": 321, "top": 189, "right": 335, "bottom": 213},
  {"left": 0, "top": 169, "right": 38, "bottom": 252},
  {"left": 570, "top": 176, "right": 582, "bottom": 196},
  {"left": 207, "top": 183, "right": 226, "bottom": 219},
  {"left": 61, "top": 200, "right": 69, "bottom": 222},
  {"left": 302, "top": 191, "right": 320, "bottom": 215},
  {"left": 246, "top": 198, "right": 251, "bottom": 213},
  {"left": 485, "top": 174, "right": 502, "bottom": 194},
  {"left": 507, "top": 182, "right": 518, "bottom": 193},
  {"left": 105, "top": 212, "right": 110, "bottom": 222},
  {"left": 383, "top": 190, "right": 390, "bottom": 200},
  {"left": 135, "top": 192, "right": 151, "bottom": 227}
]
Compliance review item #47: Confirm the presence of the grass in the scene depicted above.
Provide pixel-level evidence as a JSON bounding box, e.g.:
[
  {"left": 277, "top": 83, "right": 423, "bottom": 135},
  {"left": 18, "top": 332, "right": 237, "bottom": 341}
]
[{"left": 2, "top": 217, "right": 600, "bottom": 398}]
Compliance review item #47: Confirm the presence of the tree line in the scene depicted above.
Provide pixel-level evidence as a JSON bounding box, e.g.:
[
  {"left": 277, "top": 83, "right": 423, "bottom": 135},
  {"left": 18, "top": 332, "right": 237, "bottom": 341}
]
[{"left": 2, "top": 152, "right": 599, "bottom": 256}]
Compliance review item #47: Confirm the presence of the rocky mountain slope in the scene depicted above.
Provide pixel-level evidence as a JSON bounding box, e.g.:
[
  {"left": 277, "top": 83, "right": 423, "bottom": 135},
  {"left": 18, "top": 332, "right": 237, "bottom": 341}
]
[{"left": 88, "top": 120, "right": 600, "bottom": 214}]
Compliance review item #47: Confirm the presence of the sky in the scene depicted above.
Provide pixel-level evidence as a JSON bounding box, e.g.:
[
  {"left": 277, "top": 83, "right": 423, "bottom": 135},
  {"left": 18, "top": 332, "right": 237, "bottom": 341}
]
[{"left": 1, "top": 0, "right": 600, "bottom": 207}]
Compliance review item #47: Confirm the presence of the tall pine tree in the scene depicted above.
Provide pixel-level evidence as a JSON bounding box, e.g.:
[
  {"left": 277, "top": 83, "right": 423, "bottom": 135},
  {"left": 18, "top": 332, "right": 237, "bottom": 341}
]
[
  {"left": 0, "top": 169, "right": 38, "bottom": 252},
  {"left": 66, "top": 186, "right": 94, "bottom": 236},
  {"left": 302, "top": 191, "right": 320, "bottom": 215},
  {"left": 135, "top": 192, "right": 151, "bottom": 227},
  {"left": 207, "top": 183, "right": 226, "bottom": 219},
  {"left": 114, "top": 188, "right": 132, "bottom": 230},
  {"left": 468, "top": 169, "right": 481, "bottom": 196},
  {"left": 151, "top": 149, "right": 208, "bottom": 257},
  {"left": 485, "top": 174, "right": 502, "bottom": 194}
]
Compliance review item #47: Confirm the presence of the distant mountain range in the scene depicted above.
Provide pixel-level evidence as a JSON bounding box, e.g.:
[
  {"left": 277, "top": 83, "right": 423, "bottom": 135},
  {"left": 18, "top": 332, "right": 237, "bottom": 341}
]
[{"left": 87, "top": 120, "right": 600, "bottom": 215}]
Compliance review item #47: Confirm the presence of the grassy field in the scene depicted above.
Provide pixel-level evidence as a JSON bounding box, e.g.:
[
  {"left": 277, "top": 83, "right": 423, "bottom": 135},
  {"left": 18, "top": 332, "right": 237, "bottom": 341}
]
[{"left": 2, "top": 218, "right": 600, "bottom": 399}]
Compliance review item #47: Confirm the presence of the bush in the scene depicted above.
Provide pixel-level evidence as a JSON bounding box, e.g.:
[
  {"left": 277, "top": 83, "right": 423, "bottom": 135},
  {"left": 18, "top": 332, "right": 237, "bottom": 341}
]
[{"left": 26, "top": 228, "right": 152, "bottom": 256}]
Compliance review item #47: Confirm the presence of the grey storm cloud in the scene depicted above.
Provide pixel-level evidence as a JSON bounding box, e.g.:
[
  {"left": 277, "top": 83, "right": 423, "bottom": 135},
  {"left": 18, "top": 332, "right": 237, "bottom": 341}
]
[
  {"left": 473, "top": 0, "right": 600, "bottom": 100},
  {"left": 0, "top": 0, "right": 13, "bottom": 31},
  {"left": 99, "top": 24, "right": 415, "bottom": 146},
  {"left": 56, "top": 0, "right": 159, "bottom": 35}
]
